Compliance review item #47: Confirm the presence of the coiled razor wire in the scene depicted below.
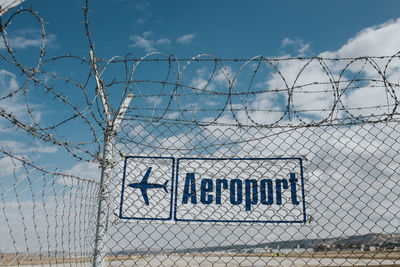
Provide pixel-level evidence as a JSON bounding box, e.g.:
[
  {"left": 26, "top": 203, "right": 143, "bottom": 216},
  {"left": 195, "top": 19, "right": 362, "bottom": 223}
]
[{"left": 0, "top": 1, "right": 399, "bottom": 266}]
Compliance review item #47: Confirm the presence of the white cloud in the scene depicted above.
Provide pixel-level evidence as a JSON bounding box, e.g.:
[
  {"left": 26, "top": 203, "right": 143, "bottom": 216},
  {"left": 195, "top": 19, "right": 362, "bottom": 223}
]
[
  {"left": 214, "top": 66, "right": 234, "bottom": 86},
  {"left": 264, "top": 58, "right": 339, "bottom": 120},
  {"left": 298, "top": 43, "right": 310, "bottom": 54},
  {"left": 190, "top": 76, "right": 211, "bottom": 90},
  {"left": 0, "top": 69, "right": 28, "bottom": 131},
  {"left": 0, "top": 69, "right": 44, "bottom": 132},
  {"left": 129, "top": 35, "right": 154, "bottom": 52},
  {"left": 3, "top": 35, "right": 42, "bottom": 49},
  {"left": 189, "top": 65, "right": 233, "bottom": 91},
  {"left": 63, "top": 161, "right": 100, "bottom": 182},
  {"left": 166, "top": 111, "right": 179, "bottom": 120},
  {"left": 0, "top": 156, "right": 22, "bottom": 176},
  {"left": 281, "top": 38, "right": 311, "bottom": 55},
  {"left": 342, "top": 84, "right": 396, "bottom": 117},
  {"left": 203, "top": 114, "right": 241, "bottom": 141},
  {"left": 0, "top": 29, "right": 56, "bottom": 50},
  {"left": 281, "top": 37, "right": 295, "bottom": 47},
  {"left": 322, "top": 18, "right": 400, "bottom": 58},
  {"left": 0, "top": 69, "right": 18, "bottom": 95},
  {"left": 189, "top": 67, "right": 213, "bottom": 91},
  {"left": 56, "top": 161, "right": 101, "bottom": 186},
  {"left": 235, "top": 92, "right": 286, "bottom": 125},
  {"left": 156, "top": 38, "right": 171, "bottom": 45},
  {"left": 266, "top": 18, "right": 400, "bottom": 121},
  {"left": 147, "top": 96, "right": 162, "bottom": 105},
  {"left": 129, "top": 32, "right": 171, "bottom": 52},
  {"left": 160, "top": 132, "right": 194, "bottom": 151},
  {"left": 319, "top": 18, "right": 400, "bottom": 118},
  {"left": 0, "top": 140, "right": 58, "bottom": 155},
  {"left": 319, "top": 18, "right": 400, "bottom": 90},
  {"left": 177, "top": 34, "right": 196, "bottom": 44},
  {"left": 184, "top": 65, "right": 236, "bottom": 120}
]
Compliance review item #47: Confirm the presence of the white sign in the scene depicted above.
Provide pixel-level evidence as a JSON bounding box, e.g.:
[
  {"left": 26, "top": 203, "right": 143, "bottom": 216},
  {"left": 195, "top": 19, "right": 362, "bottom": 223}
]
[
  {"left": 119, "top": 157, "right": 306, "bottom": 223},
  {"left": 174, "top": 157, "right": 306, "bottom": 223}
]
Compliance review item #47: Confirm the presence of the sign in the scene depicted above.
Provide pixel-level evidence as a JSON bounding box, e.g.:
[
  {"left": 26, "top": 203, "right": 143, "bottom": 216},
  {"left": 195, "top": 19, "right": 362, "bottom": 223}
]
[
  {"left": 175, "top": 157, "right": 306, "bottom": 223},
  {"left": 119, "top": 156, "right": 175, "bottom": 221},
  {"left": 119, "top": 157, "right": 306, "bottom": 223}
]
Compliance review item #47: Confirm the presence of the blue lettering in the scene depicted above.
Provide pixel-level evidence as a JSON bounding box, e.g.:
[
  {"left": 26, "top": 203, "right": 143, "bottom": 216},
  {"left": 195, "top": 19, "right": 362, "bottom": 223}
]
[
  {"left": 275, "top": 179, "right": 288, "bottom": 205},
  {"left": 245, "top": 179, "right": 258, "bottom": 211},
  {"left": 200, "top": 179, "right": 213, "bottom": 204},
  {"left": 289, "top": 173, "right": 299, "bottom": 205},
  {"left": 260, "top": 179, "right": 273, "bottom": 205},
  {"left": 216, "top": 179, "right": 228, "bottom": 204},
  {"left": 182, "top": 173, "right": 300, "bottom": 208},
  {"left": 230, "top": 179, "right": 242, "bottom": 205},
  {"left": 182, "top": 173, "right": 197, "bottom": 204}
]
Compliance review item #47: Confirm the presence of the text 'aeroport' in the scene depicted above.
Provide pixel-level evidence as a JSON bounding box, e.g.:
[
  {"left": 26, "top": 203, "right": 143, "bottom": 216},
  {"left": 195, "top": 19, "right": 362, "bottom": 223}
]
[{"left": 181, "top": 173, "right": 300, "bottom": 211}]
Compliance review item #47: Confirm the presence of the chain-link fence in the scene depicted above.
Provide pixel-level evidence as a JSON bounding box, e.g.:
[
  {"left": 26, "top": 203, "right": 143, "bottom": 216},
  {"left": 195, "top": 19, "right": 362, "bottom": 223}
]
[
  {"left": 102, "top": 56, "right": 400, "bottom": 267},
  {"left": 1, "top": 1, "right": 400, "bottom": 266},
  {"left": 0, "top": 151, "right": 99, "bottom": 265}
]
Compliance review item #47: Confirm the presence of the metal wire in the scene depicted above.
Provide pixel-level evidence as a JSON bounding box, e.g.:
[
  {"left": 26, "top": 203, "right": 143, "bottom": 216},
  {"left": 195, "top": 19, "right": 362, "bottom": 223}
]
[{"left": 0, "top": 1, "right": 399, "bottom": 266}]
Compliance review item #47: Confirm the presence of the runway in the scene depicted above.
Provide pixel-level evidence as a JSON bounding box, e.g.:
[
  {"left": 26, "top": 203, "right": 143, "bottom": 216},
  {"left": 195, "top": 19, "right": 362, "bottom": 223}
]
[
  {"left": 5, "top": 252, "right": 400, "bottom": 266},
  {"left": 105, "top": 254, "right": 400, "bottom": 267}
]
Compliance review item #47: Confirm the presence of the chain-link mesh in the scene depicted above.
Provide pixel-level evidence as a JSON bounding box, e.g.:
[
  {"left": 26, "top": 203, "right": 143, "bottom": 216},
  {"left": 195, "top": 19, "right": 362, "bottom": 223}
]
[
  {"left": 0, "top": 5, "right": 101, "bottom": 265},
  {"left": 0, "top": 151, "right": 99, "bottom": 266},
  {"left": 0, "top": 1, "right": 400, "bottom": 266},
  {"left": 105, "top": 56, "right": 400, "bottom": 266}
]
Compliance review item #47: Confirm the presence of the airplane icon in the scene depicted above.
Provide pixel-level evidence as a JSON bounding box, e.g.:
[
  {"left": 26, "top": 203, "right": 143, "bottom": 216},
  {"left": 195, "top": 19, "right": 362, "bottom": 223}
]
[{"left": 128, "top": 167, "right": 169, "bottom": 206}]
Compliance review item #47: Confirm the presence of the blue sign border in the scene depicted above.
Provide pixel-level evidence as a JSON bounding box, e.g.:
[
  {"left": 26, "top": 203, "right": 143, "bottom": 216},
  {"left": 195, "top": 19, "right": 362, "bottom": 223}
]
[
  {"left": 119, "top": 156, "right": 175, "bottom": 221},
  {"left": 174, "top": 157, "right": 306, "bottom": 223}
]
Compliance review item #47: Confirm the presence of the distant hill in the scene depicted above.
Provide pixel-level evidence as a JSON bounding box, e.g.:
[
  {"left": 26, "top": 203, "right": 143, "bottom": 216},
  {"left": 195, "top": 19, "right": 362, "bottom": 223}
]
[
  {"left": 261, "top": 233, "right": 400, "bottom": 250},
  {"left": 111, "top": 233, "right": 400, "bottom": 255}
]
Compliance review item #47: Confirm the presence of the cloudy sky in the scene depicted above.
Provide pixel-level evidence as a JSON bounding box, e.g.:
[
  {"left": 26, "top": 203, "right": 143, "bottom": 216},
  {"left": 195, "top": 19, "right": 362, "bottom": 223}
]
[
  {"left": 1, "top": 0, "right": 400, "bottom": 255},
  {"left": 2, "top": 0, "right": 400, "bottom": 58}
]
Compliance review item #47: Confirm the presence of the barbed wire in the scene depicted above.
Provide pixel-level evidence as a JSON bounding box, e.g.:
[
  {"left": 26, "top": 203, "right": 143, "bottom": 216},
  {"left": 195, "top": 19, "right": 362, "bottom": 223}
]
[
  {"left": 98, "top": 54, "right": 400, "bottom": 63},
  {"left": 0, "top": 6, "right": 398, "bottom": 152}
]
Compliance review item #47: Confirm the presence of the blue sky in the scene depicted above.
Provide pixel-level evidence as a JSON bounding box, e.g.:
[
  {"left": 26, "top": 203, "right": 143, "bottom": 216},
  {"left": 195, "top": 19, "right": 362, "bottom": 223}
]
[
  {"left": 14, "top": 0, "right": 400, "bottom": 58},
  {"left": 0, "top": 0, "right": 399, "bottom": 197},
  {"left": 0, "top": 0, "right": 399, "bottom": 196}
]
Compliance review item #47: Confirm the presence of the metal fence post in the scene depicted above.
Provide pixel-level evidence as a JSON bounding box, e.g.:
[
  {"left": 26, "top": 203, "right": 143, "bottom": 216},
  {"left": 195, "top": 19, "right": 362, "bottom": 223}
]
[
  {"left": 93, "top": 123, "right": 114, "bottom": 267},
  {"left": 92, "top": 90, "right": 133, "bottom": 266},
  {"left": 90, "top": 48, "right": 113, "bottom": 267}
]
